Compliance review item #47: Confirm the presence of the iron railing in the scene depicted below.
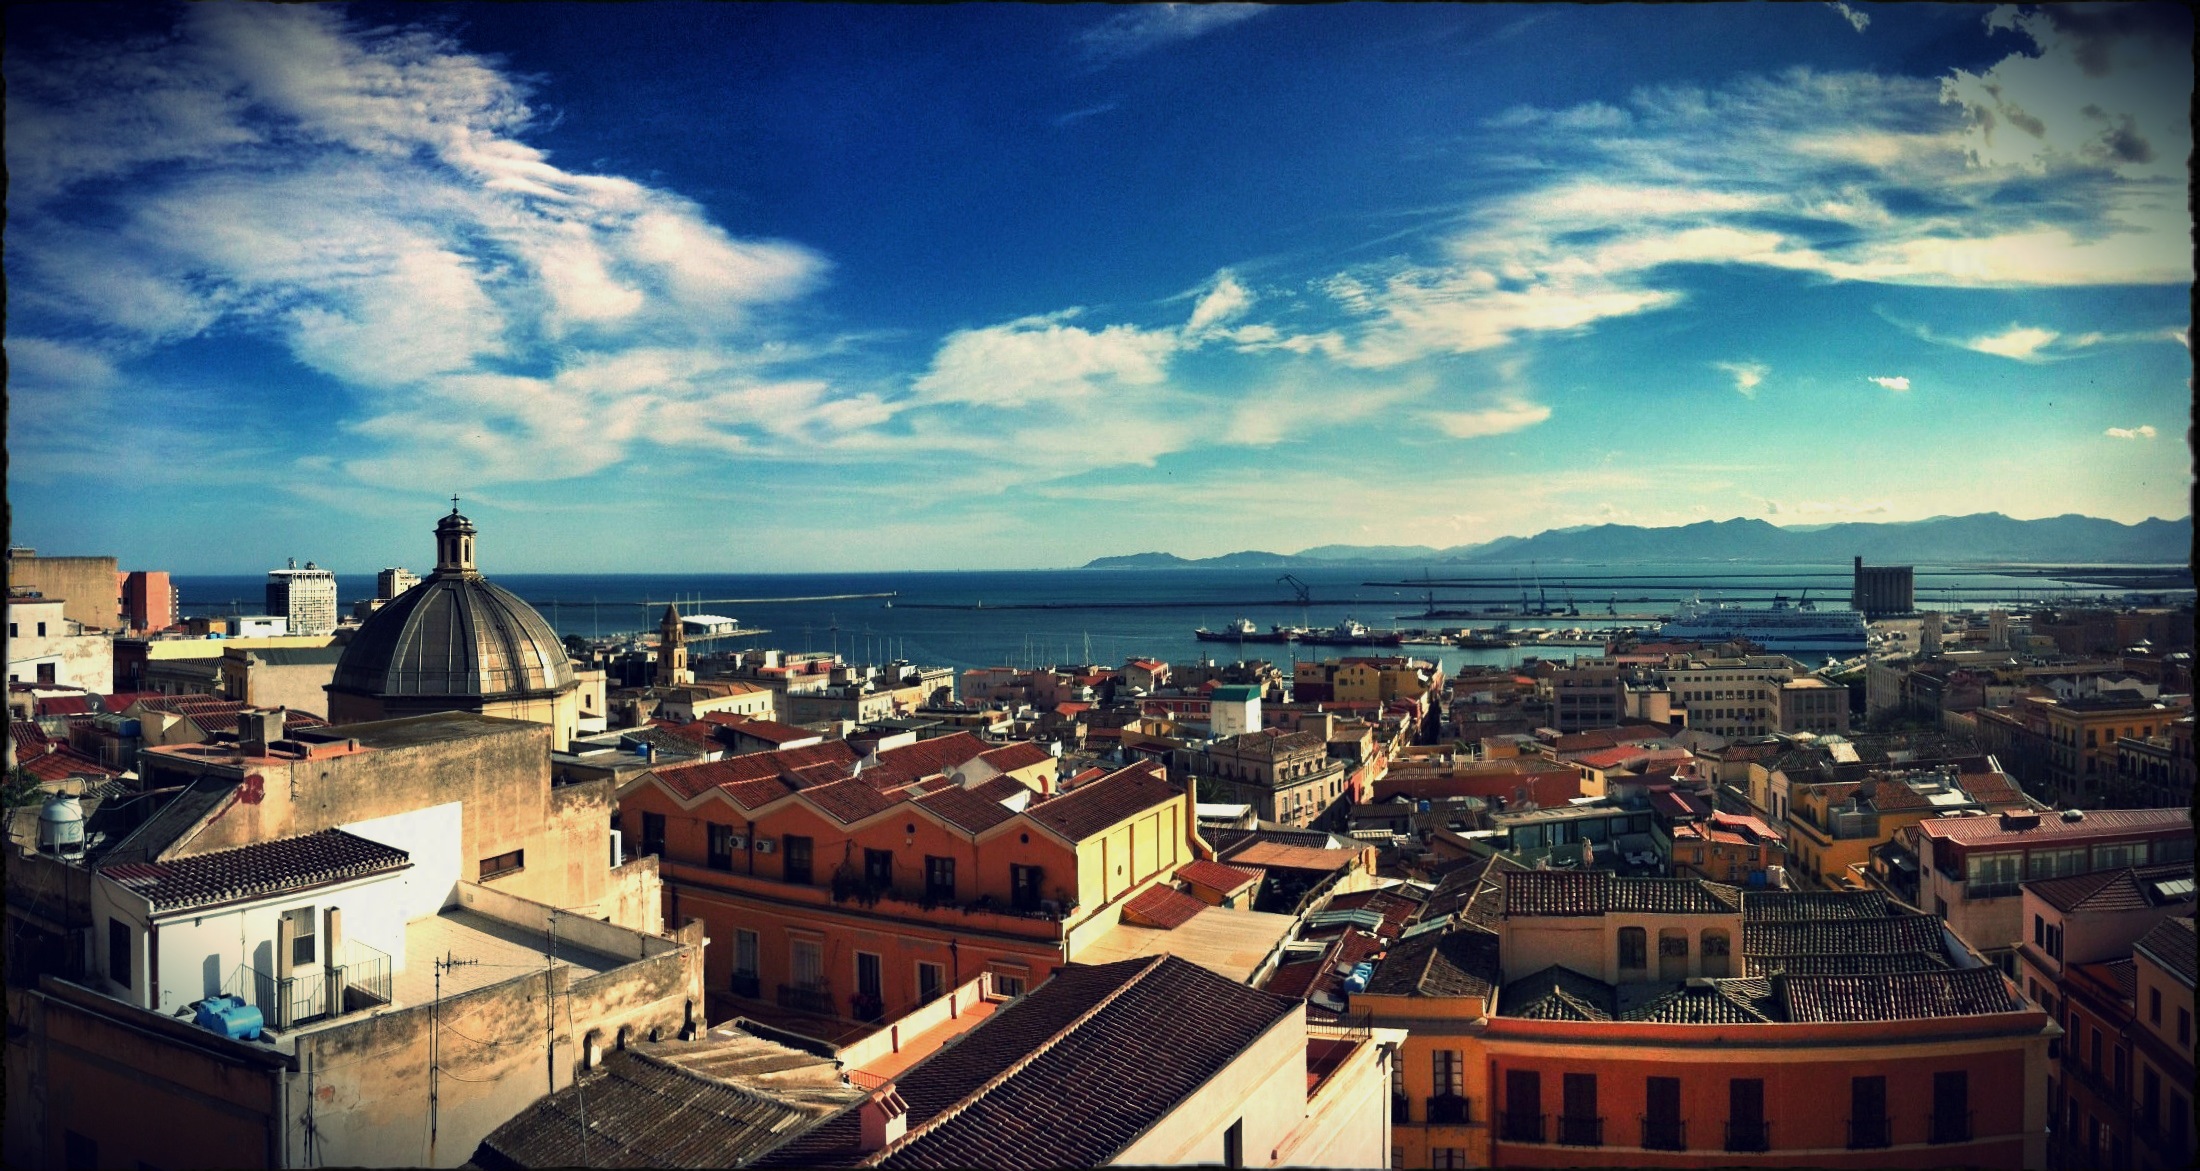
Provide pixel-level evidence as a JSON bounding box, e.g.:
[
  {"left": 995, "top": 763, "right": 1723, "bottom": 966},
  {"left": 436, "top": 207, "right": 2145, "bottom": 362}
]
[
  {"left": 777, "top": 981, "right": 834, "bottom": 1016},
  {"left": 1930, "top": 1111, "right": 1973, "bottom": 1145},
  {"left": 1556, "top": 1116, "right": 1603, "bottom": 1147},
  {"left": 1848, "top": 1116, "right": 1892, "bottom": 1149},
  {"left": 1640, "top": 1117, "right": 1685, "bottom": 1151},
  {"left": 1426, "top": 1095, "right": 1471, "bottom": 1125},
  {"left": 731, "top": 972, "right": 760, "bottom": 998},
  {"left": 225, "top": 938, "right": 391, "bottom": 1029},
  {"left": 1725, "top": 1119, "right": 1771, "bottom": 1152},
  {"left": 1499, "top": 1112, "right": 1545, "bottom": 1144},
  {"left": 1393, "top": 1095, "right": 1411, "bottom": 1124}
]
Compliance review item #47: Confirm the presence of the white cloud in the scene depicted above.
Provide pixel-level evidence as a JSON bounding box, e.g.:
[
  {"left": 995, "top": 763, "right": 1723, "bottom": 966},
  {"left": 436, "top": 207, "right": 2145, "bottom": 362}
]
[
  {"left": 1943, "top": 7, "right": 2191, "bottom": 182},
  {"left": 2105, "top": 424, "right": 2158, "bottom": 440},
  {"left": 1186, "top": 271, "right": 1255, "bottom": 334},
  {"left": 912, "top": 316, "right": 1180, "bottom": 408},
  {"left": 1964, "top": 325, "right": 2060, "bottom": 361},
  {"left": 1422, "top": 398, "right": 1553, "bottom": 439},
  {"left": 1714, "top": 360, "right": 1769, "bottom": 396},
  {"left": 1080, "top": 4, "right": 1264, "bottom": 62},
  {"left": 1867, "top": 375, "right": 1911, "bottom": 391},
  {"left": 1828, "top": 2, "right": 1871, "bottom": 34}
]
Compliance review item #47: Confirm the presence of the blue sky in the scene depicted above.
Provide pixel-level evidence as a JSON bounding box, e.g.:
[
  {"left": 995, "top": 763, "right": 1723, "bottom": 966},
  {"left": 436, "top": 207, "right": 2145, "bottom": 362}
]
[{"left": 5, "top": 3, "right": 2191, "bottom": 573}]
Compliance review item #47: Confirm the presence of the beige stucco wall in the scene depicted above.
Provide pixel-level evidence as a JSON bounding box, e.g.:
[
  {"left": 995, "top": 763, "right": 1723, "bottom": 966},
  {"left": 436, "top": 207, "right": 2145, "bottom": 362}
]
[{"left": 1113, "top": 1005, "right": 1307, "bottom": 1166}]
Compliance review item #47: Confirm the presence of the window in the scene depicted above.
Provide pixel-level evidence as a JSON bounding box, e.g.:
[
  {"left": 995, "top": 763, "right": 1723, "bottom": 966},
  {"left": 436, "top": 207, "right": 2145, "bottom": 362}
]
[
  {"left": 734, "top": 930, "right": 759, "bottom": 977},
  {"left": 708, "top": 823, "right": 738, "bottom": 871},
  {"left": 479, "top": 849, "right": 524, "bottom": 879},
  {"left": 1618, "top": 927, "right": 1646, "bottom": 970},
  {"left": 1502, "top": 1069, "right": 1543, "bottom": 1143},
  {"left": 1391, "top": 1147, "right": 1404, "bottom": 1171},
  {"left": 1659, "top": 931, "right": 1689, "bottom": 956},
  {"left": 1432, "top": 1049, "right": 1464, "bottom": 1097},
  {"left": 2153, "top": 836, "right": 2194, "bottom": 864},
  {"left": 1850, "top": 1076, "right": 1890, "bottom": 1148},
  {"left": 641, "top": 812, "right": 666, "bottom": 857},
  {"left": 2179, "top": 1007, "right": 2190, "bottom": 1046},
  {"left": 790, "top": 938, "right": 823, "bottom": 990},
  {"left": 1223, "top": 1119, "right": 1243, "bottom": 1168},
  {"left": 1560, "top": 1073, "right": 1601, "bottom": 1146},
  {"left": 1931, "top": 1070, "right": 1970, "bottom": 1144},
  {"left": 2092, "top": 842, "right": 2140, "bottom": 870},
  {"left": 37, "top": 663, "right": 55, "bottom": 685},
  {"left": 1010, "top": 863, "right": 1045, "bottom": 910},
  {"left": 917, "top": 961, "right": 944, "bottom": 1005},
  {"left": 2034, "top": 914, "right": 2045, "bottom": 946},
  {"left": 37, "top": 622, "right": 48, "bottom": 637},
  {"left": 284, "top": 906, "right": 317, "bottom": 967},
  {"left": 1644, "top": 1077, "right": 1684, "bottom": 1151},
  {"left": 1430, "top": 1149, "right": 1466, "bottom": 1170},
  {"left": 855, "top": 952, "right": 883, "bottom": 1020},
  {"left": 1701, "top": 930, "right": 1731, "bottom": 976},
  {"left": 2091, "top": 1025, "right": 2103, "bottom": 1071},
  {"left": 783, "top": 835, "right": 813, "bottom": 885},
  {"left": 108, "top": 919, "right": 130, "bottom": 987},
  {"left": 993, "top": 972, "right": 1026, "bottom": 998},
  {"left": 1727, "top": 1078, "right": 1767, "bottom": 1152},
  {"left": 924, "top": 855, "right": 955, "bottom": 902},
  {"left": 2047, "top": 923, "right": 2063, "bottom": 960},
  {"left": 865, "top": 848, "right": 894, "bottom": 888}
]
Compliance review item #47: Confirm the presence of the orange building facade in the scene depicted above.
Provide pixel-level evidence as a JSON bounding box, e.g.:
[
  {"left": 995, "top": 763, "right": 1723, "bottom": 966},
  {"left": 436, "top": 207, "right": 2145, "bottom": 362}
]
[{"left": 617, "top": 739, "right": 1203, "bottom": 1032}]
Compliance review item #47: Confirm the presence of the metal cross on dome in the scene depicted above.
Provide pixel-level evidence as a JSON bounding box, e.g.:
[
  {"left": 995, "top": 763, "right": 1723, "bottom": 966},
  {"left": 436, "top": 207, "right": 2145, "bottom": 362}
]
[{"left": 450, "top": 494, "right": 461, "bottom": 513}]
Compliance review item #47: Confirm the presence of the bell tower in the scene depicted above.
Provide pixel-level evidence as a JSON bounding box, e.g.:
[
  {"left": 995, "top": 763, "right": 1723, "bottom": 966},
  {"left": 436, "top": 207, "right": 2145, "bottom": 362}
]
[
  {"left": 656, "top": 604, "right": 688, "bottom": 687},
  {"left": 434, "top": 497, "right": 477, "bottom": 576}
]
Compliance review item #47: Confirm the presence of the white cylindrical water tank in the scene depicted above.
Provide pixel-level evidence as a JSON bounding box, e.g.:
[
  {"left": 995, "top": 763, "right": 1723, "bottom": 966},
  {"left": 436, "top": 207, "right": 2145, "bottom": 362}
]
[{"left": 38, "top": 795, "right": 85, "bottom": 857}]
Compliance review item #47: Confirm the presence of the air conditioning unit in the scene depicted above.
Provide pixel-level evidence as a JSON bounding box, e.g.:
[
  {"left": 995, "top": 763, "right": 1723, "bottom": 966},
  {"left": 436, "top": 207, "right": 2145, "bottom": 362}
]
[
  {"left": 725, "top": 834, "right": 748, "bottom": 851},
  {"left": 755, "top": 838, "right": 777, "bottom": 854}
]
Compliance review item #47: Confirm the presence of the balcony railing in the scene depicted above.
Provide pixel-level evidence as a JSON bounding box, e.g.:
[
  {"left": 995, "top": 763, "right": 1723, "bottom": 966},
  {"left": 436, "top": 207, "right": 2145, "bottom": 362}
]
[
  {"left": 1640, "top": 1117, "right": 1686, "bottom": 1151},
  {"left": 776, "top": 981, "right": 834, "bottom": 1015},
  {"left": 730, "top": 972, "right": 760, "bottom": 998},
  {"left": 1425, "top": 1095, "right": 1471, "bottom": 1125},
  {"left": 1499, "top": 1112, "right": 1545, "bottom": 1144},
  {"left": 1929, "top": 1111, "right": 1973, "bottom": 1145},
  {"left": 1556, "top": 1116, "right": 1603, "bottom": 1147},
  {"left": 1725, "top": 1120, "right": 1771, "bottom": 1153},
  {"left": 223, "top": 939, "right": 390, "bottom": 1030},
  {"left": 1848, "top": 1116, "right": 1892, "bottom": 1149}
]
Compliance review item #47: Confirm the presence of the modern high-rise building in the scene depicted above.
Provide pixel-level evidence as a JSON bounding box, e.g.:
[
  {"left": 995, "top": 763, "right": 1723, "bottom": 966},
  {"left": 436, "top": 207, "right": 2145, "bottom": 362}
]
[
  {"left": 375, "top": 566, "right": 420, "bottom": 600},
  {"left": 265, "top": 558, "right": 338, "bottom": 636},
  {"left": 1852, "top": 556, "right": 1915, "bottom": 617}
]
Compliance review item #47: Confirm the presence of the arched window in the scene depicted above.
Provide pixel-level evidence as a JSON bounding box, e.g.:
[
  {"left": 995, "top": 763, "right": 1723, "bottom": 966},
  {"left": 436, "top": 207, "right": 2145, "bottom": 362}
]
[
  {"left": 1618, "top": 927, "right": 1647, "bottom": 971},
  {"left": 1701, "top": 929, "right": 1732, "bottom": 977}
]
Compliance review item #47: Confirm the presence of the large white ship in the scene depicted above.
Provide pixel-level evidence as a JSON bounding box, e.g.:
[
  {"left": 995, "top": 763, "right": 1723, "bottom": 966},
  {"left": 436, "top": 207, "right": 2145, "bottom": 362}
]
[{"left": 1657, "top": 596, "right": 1868, "bottom": 654}]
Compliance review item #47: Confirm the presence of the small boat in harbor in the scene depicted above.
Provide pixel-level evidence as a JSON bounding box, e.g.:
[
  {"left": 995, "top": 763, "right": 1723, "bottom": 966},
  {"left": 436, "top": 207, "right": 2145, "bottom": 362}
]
[
  {"left": 1297, "top": 618, "right": 1406, "bottom": 647},
  {"left": 1194, "top": 617, "right": 1299, "bottom": 643}
]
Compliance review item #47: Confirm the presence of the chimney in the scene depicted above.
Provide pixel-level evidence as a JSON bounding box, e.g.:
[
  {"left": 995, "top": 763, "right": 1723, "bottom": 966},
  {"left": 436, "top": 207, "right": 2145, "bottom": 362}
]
[
  {"left": 240, "top": 708, "right": 284, "bottom": 753},
  {"left": 858, "top": 1084, "right": 909, "bottom": 1152}
]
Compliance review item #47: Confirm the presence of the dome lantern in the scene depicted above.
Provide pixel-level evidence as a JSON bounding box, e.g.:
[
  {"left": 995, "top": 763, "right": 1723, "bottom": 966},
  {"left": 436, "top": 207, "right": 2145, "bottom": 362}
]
[{"left": 435, "top": 497, "right": 478, "bottom": 575}]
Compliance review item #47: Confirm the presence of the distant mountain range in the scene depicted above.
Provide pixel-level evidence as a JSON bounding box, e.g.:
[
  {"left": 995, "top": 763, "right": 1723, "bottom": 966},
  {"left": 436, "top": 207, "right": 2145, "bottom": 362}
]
[{"left": 1082, "top": 513, "right": 2194, "bottom": 568}]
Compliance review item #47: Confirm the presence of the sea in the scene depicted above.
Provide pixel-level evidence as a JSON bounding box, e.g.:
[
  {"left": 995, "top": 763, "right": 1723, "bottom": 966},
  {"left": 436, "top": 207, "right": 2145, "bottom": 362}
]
[{"left": 170, "top": 562, "right": 2155, "bottom": 676}]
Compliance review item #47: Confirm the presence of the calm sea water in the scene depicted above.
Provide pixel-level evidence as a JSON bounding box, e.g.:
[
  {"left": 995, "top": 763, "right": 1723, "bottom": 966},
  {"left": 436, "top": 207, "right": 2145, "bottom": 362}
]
[{"left": 171, "top": 563, "right": 2128, "bottom": 675}]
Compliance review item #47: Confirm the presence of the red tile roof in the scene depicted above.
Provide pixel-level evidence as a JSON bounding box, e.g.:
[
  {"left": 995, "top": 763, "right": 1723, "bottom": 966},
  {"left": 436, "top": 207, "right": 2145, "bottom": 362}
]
[
  {"left": 1780, "top": 967, "right": 2018, "bottom": 1022},
  {"left": 1023, "top": 762, "right": 1178, "bottom": 842},
  {"left": 976, "top": 741, "right": 1053, "bottom": 773},
  {"left": 1917, "top": 807, "right": 2189, "bottom": 844},
  {"left": 913, "top": 785, "right": 1019, "bottom": 835},
  {"left": 2133, "top": 917, "right": 2195, "bottom": 985},
  {"left": 11, "top": 720, "right": 51, "bottom": 758},
  {"left": 2028, "top": 864, "right": 2196, "bottom": 914},
  {"left": 649, "top": 741, "right": 859, "bottom": 803},
  {"left": 1225, "top": 841, "right": 1363, "bottom": 873},
  {"left": 1121, "top": 884, "right": 1206, "bottom": 929},
  {"left": 799, "top": 778, "right": 901, "bottom": 825},
  {"left": 727, "top": 719, "right": 820, "bottom": 745},
  {"left": 34, "top": 696, "right": 94, "bottom": 717},
  {"left": 17, "top": 746, "right": 120, "bottom": 782},
  {"left": 101, "top": 829, "right": 410, "bottom": 912},
  {"left": 865, "top": 732, "right": 991, "bottom": 789},
  {"left": 1174, "top": 858, "right": 1261, "bottom": 895}
]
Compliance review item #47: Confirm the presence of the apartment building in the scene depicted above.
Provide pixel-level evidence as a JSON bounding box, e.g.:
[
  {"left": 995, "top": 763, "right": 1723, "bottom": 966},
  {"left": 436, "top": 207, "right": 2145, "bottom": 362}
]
[
  {"left": 1362, "top": 866, "right": 2054, "bottom": 1169},
  {"left": 1197, "top": 728, "right": 1351, "bottom": 828},
  {"left": 2010, "top": 864, "right": 2195, "bottom": 1170},
  {"left": 2128, "top": 919, "right": 2195, "bottom": 1169},
  {"left": 1784, "top": 765, "right": 2031, "bottom": 891},
  {"left": 1913, "top": 807, "right": 2194, "bottom": 973},
  {"left": 2015, "top": 693, "right": 2183, "bottom": 806}
]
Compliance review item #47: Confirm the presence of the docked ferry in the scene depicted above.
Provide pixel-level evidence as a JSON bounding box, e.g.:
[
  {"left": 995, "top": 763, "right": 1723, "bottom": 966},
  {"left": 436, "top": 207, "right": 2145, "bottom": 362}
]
[
  {"left": 1194, "top": 618, "right": 1298, "bottom": 643},
  {"left": 1657, "top": 596, "right": 1868, "bottom": 655}
]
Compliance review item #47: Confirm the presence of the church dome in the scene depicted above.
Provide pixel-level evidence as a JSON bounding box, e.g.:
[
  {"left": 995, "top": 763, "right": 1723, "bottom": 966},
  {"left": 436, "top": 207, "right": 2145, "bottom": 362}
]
[{"left": 329, "top": 508, "right": 575, "bottom": 702}]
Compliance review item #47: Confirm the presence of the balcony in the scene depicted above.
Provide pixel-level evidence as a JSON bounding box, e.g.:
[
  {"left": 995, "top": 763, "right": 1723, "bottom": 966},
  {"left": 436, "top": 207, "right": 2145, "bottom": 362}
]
[
  {"left": 1965, "top": 879, "right": 2022, "bottom": 900},
  {"left": 1556, "top": 1115, "right": 1603, "bottom": 1147},
  {"left": 730, "top": 972, "right": 760, "bottom": 999},
  {"left": 777, "top": 981, "right": 834, "bottom": 1016},
  {"left": 1425, "top": 1095, "right": 1471, "bottom": 1125},
  {"left": 1499, "top": 1112, "right": 1545, "bottom": 1144},
  {"left": 224, "top": 940, "right": 391, "bottom": 1030},
  {"left": 1725, "top": 1120, "right": 1771, "bottom": 1153},
  {"left": 1929, "top": 1111, "right": 1973, "bottom": 1145},
  {"left": 1393, "top": 1095, "right": 1411, "bottom": 1124},
  {"left": 1848, "top": 1116, "right": 1892, "bottom": 1149},
  {"left": 1640, "top": 1117, "right": 1686, "bottom": 1151}
]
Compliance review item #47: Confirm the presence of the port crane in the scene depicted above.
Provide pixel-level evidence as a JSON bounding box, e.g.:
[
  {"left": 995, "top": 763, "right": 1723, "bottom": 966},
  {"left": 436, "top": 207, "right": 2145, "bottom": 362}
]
[{"left": 1277, "top": 575, "right": 1312, "bottom": 605}]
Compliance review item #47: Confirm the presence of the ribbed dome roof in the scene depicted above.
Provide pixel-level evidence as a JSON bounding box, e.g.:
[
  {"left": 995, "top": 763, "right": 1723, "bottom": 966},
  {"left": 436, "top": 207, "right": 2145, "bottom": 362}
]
[{"left": 329, "top": 508, "right": 575, "bottom": 702}]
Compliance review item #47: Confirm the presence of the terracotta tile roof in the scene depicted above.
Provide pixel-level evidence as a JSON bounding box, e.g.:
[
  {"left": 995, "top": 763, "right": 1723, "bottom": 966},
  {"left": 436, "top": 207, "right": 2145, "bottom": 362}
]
[
  {"left": 1225, "top": 841, "right": 1362, "bottom": 873},
  {"left": 1742, "top": 914, "right": 1946, "bottom": 961},
  {"left": 1022, "top": 762, "right": 1179, "bottom": 842},
  {"left": 1499, "top": 964, "right": 1614, "bottom": 1021},
  {"left": 763, "top": 956, "right": 1298, "bottom": 1169},
  {"left": 17, "top": 746, "right": 121, "bottom": 782},
  {"left": 726, "top": 719, "right": 820, "bottom": 744},
  {"left": 2133, "top": 917, "right": 2195, "bottom": 985},
  {"left": 1364, "top": 927, "right": 1501, "bottom": 999},
  {"left": 1621, "top": 981, "right": 1778, "bottom": 1025},
  {"left": 1503, "top": 871, "right": 1739, "bottom": 918},
  {"left": 799, "top": 778, "right": 901, "bottom": 825},
  {"left": 1121, "top": 884, "right": 1206, "bottom": 929},
  {"left": 1264, "top": 957, "right": 1326, "bottom": 1001},
  {"left": 968, "top": 774, "right": 1032, "bottom": 802},
  {"left": 2031, "top": 864, "right": 2196, "bottom": 914},
  {"left": 1779, "top": 967, "right": 2018, "bottom": 1023},
  {"left": 1174, "top": 858, "right": 1262, "bottom": 895},
  {"left": 1744, "top": 951, "right": 1950, "bottom": 977},
  {"left": 100, "top": 692, "right": 168, "bottom": 713},
  {"left": 912, "top": 784, "right": 1018, "bottom": 835},
  {"left": 866, "top": 732, "right": 992, "bottom": 789},
  {"left": 1743, "top": 889, "right": 1889, "bottom": 922},
  {"left": 11, "top": 720, "right": 51, "bottom": 757},
  {"left": 100, "top": 829, "right": 409, "bottom": 912},
  {"left": 1917, "top": 807, "right": 2190, "bottom": 843},
  {"left": 976, "top": 741, "right": 1053, "bottom": 773},
  {"left": 649, "top": 742, "right": 858, "bottom": 802}
]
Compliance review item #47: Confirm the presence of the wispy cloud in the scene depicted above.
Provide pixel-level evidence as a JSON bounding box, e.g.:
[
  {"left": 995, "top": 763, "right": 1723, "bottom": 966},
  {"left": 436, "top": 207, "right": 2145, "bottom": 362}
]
[
  {"left": 2105, "top": 424, "right": 2158, "bottom": 440},
  {"left": 1052, "top": 101, "right": 1120, "bottom": 128},
  {"left": 1827, "top": 3, "right": 1871, "bottom": 34},
  {"left": 1714, "top": 360, "right": 1769, "bottom": 396},
  {"left": 1422, "top": 397, "right": 1553, "bottom": 439},
  {"left": 1881, "top": 311, "right": 2187, "bottom": 361},
  {"left": 1763, "top": 497, "right": 1893, "bottom": 516},
  {"left": 1867, "top": 375, "right": 1911, "bottom": 391},
  {"left": 1079, "top": 4, "right": 1264, "bottom": 63}
]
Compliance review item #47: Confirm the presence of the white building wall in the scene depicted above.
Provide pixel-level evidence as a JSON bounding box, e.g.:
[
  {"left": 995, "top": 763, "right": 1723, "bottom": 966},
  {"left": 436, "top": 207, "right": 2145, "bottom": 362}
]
[
  {"left": 340, "top": 802, "right": 468, "bottom": 934},
  {"left": 1212, "top": 697, "right": 1260, "bottom": 739},
  {"left": 1113, "top": 1009, "right": 1307, "bottom": 1166},
  {"left": 147, "top": 867, "right": 416, "bottom": 1015}
]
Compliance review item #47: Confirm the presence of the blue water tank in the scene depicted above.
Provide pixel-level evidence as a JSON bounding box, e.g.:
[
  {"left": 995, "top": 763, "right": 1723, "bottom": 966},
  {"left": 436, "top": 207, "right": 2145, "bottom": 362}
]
[
  {"left": 193, "top": 995, "right": 265, "bottom": 1041},
  {"left": 1342, "top": 961, "right": 1376, "bottom": 994},
  {"left": 1417, "top": 799, "right": 1431, "bottom": 814}
]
